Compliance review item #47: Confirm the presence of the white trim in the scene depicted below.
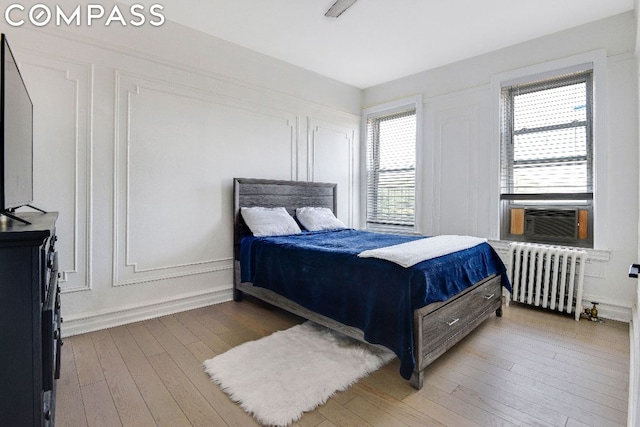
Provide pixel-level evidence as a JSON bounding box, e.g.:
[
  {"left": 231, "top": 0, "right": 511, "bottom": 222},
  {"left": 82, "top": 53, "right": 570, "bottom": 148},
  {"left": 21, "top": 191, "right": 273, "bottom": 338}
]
[
  {"left": 360, "top": 94, "right": 423, "bottom": 233},
  {"left": 491, "top": 50, "right": 607, "bottom": 88},
  {"left": 490, "top": 50, "right": 608, "bottom": 247},
  {"left": 632, "top": 10, "right": 640, "bottom": 425},
  {"left": 579, "top": 294, "right": 632, "bottom": 322},
  {"left": 361, "top": 95, "right": 423, "bottom": 119},
  {"left": 499, "top": 62, "right": 595, "bottom": 88},
  {"left": 630, "top": 303, "right": 640, "bottom": 427},
  {"left": 61, "top": 287, "right": 233, "bottom": 337}
]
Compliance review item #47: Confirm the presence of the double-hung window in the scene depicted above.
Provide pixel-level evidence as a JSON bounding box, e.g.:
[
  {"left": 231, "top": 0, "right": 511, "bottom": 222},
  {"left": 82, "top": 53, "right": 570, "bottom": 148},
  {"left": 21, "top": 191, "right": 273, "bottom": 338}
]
[
  {"left": 364, "top": 98, "right": 419, "bottom": 232},
  {"left": 500, "top": 70, "right": 594, "bottom": 247}
]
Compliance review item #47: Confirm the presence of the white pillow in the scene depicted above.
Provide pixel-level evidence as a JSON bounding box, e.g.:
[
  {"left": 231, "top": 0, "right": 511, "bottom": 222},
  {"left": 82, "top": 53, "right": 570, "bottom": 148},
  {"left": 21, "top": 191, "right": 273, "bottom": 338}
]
[
  {"left": 241, "top": 207, "right": 301, "bottom": 236},
  {"left": 296, "top": 207, "right": 346, "bottom": 231}
]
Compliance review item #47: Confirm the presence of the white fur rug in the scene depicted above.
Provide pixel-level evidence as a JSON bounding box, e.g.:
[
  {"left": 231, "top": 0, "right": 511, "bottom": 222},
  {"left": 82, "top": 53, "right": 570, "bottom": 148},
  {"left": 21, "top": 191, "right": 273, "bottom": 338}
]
[{"left": 203, "top": 321, "right": 394, "bottom": 426}]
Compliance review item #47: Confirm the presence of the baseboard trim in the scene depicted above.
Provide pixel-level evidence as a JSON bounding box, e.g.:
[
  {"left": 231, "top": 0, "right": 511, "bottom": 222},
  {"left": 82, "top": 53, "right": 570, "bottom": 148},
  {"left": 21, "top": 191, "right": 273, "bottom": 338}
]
[
  {"left": 506, "top": 295, "right": 631, "bottom": 322},
  {"left": 629, "top": 303, "right": 639, "bottom": 427},
  {"left": 580, "top": 293, "right": 632, "bottom": 322},
  {"left": 61, "top": 287, "right": 234, "bottom": 337}
]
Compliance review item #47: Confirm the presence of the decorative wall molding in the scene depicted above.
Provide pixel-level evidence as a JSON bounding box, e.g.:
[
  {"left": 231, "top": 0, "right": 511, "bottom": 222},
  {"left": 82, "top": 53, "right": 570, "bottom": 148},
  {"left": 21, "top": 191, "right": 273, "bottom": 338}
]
[
  {"left": 112, "top": 71, "right": 299, "bottom": 286},
  {"left": 9, "top": 26, "right": 362, "bottom": 336},
  {"left": 115, "top": 263, "right": 233, "bottom": 288},
  {"left": 307, "top": 118, "right": 357, "bottom": 227},
  {"left": 15, "top": 26, "right": 361, "bottom": 119},
  {"left": 431, "top": 105, "right": 480, "bottom": 236},
  {"left": 19, "top": 53, "right": 93, "bottom": 293}
]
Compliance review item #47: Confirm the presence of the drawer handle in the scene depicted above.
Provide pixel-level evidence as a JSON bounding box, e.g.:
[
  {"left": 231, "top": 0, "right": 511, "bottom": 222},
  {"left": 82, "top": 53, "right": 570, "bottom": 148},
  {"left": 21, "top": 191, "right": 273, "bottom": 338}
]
[
  {"left": 484, "top": 293, "right": 495, "bottom": 300},
  {"left": 446, "top": 317, "right": 460, "bottom": 326}
]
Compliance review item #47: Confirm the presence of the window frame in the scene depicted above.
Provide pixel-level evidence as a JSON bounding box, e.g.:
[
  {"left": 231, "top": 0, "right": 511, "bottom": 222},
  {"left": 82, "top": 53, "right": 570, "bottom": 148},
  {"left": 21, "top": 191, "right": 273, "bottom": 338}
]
[
  {"left": 361, "top": 95, "right": 422, "bottom": 234},
  {"left": 491, "top": 50, "right": 607, "bottom": 248}
]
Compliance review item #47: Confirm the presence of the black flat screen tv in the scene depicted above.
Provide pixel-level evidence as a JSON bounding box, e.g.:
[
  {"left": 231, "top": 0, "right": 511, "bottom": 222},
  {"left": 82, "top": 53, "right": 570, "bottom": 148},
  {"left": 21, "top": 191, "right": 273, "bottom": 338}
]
[{"left": 0, "top": 33, "right": 34, "bottom": 223}]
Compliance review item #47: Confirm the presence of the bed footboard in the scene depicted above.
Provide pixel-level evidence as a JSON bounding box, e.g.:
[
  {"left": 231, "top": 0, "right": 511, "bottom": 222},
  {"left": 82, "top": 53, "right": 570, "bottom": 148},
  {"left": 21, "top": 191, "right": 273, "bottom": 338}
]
[{"left": 411, "top": 274, "right": 502, "bottom": 389}]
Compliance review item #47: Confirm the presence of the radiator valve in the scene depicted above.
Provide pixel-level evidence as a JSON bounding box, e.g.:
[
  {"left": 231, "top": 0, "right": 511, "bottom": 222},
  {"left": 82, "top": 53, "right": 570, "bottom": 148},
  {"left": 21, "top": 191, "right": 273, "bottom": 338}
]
[{"left": 583, "top": 301, "right": 600, "bottom": 322}]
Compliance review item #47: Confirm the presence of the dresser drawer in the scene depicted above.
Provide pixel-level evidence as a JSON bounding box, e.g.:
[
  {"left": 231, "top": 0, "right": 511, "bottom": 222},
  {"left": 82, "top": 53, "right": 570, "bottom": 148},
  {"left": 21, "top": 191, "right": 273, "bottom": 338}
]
[{"left": 421, "top": 277, "right": 501, "bottom": 361}]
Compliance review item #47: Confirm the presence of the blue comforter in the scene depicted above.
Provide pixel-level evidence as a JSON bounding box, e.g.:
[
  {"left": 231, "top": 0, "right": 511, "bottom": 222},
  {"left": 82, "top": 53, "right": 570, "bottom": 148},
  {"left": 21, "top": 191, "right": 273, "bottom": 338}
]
[{"left": 240, "top": 229, "right": 510, "bottom": 379}]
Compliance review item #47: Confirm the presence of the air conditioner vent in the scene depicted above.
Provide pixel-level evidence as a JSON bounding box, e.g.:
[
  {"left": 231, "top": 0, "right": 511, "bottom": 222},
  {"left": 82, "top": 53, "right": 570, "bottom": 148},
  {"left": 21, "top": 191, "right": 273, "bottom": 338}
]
[{"left": 524, "top": 208, "right": 577, "bottom": 240}]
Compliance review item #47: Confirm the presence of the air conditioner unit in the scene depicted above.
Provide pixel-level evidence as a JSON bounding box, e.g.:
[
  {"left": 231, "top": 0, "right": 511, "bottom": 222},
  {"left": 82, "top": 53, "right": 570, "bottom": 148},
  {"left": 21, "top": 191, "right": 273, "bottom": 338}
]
[
  {"left": 506, "top": 206, "right": 590, "bottom": 247},
  {"left": 524, "top": 208, "right": 577, "bottom": 241}
]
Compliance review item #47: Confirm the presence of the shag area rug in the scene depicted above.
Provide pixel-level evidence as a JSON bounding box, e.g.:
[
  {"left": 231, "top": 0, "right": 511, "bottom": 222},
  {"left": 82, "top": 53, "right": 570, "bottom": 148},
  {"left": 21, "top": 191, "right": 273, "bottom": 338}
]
[{"left": 203, "top": 321, "right": 394, "bottom": 426}]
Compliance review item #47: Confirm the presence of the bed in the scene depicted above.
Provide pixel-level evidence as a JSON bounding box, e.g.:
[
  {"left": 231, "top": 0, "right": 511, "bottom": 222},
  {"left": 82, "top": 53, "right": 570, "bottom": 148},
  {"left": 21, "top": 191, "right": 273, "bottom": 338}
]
[{"left": 233, "top": 178, "right": 510, "bottom": 389}]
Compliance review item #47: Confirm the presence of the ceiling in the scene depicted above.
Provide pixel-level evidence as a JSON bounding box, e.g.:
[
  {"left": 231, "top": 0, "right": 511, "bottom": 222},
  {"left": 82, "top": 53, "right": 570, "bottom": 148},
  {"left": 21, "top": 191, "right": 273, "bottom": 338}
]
[{"left": 134, "top": 0, "right": 634, "bottom": 89}]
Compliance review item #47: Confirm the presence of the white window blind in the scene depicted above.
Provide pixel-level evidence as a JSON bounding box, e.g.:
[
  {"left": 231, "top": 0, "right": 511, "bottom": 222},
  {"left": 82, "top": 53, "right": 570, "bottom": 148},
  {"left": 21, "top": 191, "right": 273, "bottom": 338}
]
[
  {"left": 500, "top": 70, "right": 593, "bottom": 199},
  {"left": 366, "top": 108, "right": 417, "bottom": 227}
]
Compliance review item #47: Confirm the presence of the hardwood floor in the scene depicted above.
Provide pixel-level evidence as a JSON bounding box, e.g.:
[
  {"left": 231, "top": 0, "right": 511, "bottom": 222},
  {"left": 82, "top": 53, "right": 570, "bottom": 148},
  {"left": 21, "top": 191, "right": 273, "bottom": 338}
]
[{"left": 55, "top": 298, "right": 630, "bottom": 427}]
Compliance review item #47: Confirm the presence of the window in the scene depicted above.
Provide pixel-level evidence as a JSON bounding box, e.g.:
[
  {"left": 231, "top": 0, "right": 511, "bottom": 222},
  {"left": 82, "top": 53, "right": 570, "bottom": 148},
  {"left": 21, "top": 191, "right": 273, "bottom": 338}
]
[
  {"left": 364, "top": 99, "right": 419, "bottom": 232},
  {"left": 500, "top": 70, "right": 594, "bottom": 247}
]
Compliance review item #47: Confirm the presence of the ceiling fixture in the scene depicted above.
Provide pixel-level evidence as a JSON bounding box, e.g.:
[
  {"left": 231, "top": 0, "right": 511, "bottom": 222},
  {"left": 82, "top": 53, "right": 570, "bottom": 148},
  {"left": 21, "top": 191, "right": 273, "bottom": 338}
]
[{"left": 325, "top": 0, "right": 358, "bottom": 18}]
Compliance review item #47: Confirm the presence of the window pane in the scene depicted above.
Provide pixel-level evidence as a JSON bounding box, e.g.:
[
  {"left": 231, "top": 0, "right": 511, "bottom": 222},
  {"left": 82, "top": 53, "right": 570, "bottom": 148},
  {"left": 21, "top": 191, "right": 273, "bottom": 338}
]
[
  {"left": 378, "top": 114, "right": 416, "bottom": 169},
  {"left": 513, "top": 162, "right": 588, "bottom": 193},
  {"left": 513, "top": 127, "right": 586, "bottom": 162},
  {"left": 366, "top": 108, "right": 417, "bottom": 227},
  {"left": 512, "top": 125, "right": 589, "bottom": 193},
  {"left": 370, "top": 170, "right": 415, "bottom": 225},
  {"left": 513, "top": 82, "right": 586, "bottom": 131}
]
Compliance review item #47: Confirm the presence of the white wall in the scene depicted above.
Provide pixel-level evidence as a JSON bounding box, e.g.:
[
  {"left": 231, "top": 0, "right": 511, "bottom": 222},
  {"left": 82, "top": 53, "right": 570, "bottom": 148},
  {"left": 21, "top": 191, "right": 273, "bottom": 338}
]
[
  {"left": 2, "top": 0, "right": 362, "bottom": 335},
  {"left": 364, "top": 12, "right": 640, "bottom": 319}
]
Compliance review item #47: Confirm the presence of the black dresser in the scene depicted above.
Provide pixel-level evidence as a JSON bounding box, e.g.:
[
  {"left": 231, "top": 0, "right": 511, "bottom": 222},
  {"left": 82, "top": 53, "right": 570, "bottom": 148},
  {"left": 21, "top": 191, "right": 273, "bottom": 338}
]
[{"left": 0, "top": 212, "right": 62, "bottom": 426}]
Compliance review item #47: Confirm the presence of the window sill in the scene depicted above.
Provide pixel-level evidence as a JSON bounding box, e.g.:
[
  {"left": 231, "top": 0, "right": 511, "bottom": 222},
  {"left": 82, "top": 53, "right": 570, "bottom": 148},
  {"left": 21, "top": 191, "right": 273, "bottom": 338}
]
[{"left": 365, "top": 224, "right": 417, "bottom": 235}]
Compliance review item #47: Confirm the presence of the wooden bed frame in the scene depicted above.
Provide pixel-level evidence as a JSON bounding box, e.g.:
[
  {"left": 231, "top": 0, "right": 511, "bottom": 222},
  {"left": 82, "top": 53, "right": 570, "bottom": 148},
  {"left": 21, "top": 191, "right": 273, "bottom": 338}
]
[{"left": 232, "top": 178, "right": 503, "bottom": 389}]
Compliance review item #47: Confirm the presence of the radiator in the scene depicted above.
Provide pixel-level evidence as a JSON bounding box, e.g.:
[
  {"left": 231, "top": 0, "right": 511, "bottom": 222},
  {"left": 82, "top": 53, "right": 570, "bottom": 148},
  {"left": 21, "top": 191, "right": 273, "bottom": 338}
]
[{"left": 507, "top": 242, "right": 587, "bottom": 321}]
